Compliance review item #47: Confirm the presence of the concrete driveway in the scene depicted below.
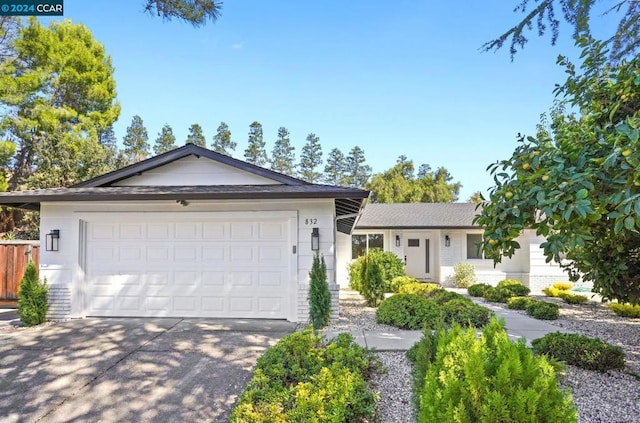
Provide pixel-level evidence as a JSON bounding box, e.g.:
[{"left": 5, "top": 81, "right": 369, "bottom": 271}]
[{"left": 0, "top": 317, "right": 295, "bottom": 422}]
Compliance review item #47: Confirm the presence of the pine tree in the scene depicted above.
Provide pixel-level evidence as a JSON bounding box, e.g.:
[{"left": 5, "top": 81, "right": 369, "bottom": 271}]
[
  {"left": 298, "top": 133, "right": 323, "bottom": 182},
  {"left": 98, "top": 126, "right": 118, "bottom": 169},
  {"left": 17, "top": 261, "right": 48, "bottom": 326},
  {"left": 244, "top": 121, "right": 267, "bottom": 166},
  {"left": 270, "top": 127, "right": 296, "bottom": 175},
  {"left": 324, "top": 148, "right": 347, "bottom": 186},
  {"left": 345, "top": 146, "right": 372, "bottom": 188},
  {"left": 186, "top": 123, "right": 206, "bottom": 147},
  {"left": 154, "top": 124, "right": 177, "bottom": 155},
  {"left": 211, "top": 121, "right": 236, "bottom": 156},
  {"left": 308, "top": 253, "right": 331, "bottom": 329},
  {"left": 123, "top": 115, "right": 150, "bottom": 164}
]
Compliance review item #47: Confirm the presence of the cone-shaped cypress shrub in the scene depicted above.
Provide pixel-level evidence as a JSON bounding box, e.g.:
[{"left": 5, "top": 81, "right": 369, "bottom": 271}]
[
  {"left": 17, "top": 262, "right": 49, "bottom": 326},
  {"left": 308, "top": 254, "right": 331, "bottom": 329}
]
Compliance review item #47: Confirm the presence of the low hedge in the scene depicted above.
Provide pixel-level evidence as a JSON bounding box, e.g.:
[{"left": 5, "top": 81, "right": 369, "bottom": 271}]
[
  {"left": 607, "top": 303, "right": 640, "bottom": 318},
  {"left": 532, "top": 332, "right": 625, "bottom": 372},
  {"left": 526, "top": 300, "right": 560, "bottom": 320},
  {"left": 389, "top": 276, "right": 420, "bottom": 293},
  {"left": 559, "top": 292, "right": 588, "bottom": 305},
  {"left": 409, "top": 318, "right": 577, "bottom": 422},
  {"left": 483, "top": 280, "right": 529, "bottom": 303},
  {"left": 376, "top": 294, "right": 443, "bottom": 330},
  {"left": 441, "top": 298, "right": 490, "bottom": 328},
  {"left": 467, "top": 283, "right": 491, "bottom": 297},
  {"left": 507, "top": 296, "right": 536, "bottom": 310},
  {"left": 231, "top": 329, "right": 380, "bottom": 422}
]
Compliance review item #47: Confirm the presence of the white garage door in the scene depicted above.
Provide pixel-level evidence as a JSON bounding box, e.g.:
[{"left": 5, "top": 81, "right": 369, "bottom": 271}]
[{"left": 84, "top": 213, "right": 293, "bottom": 318}]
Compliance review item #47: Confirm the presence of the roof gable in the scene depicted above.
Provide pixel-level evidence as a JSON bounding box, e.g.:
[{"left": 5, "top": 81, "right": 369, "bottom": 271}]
[{"left": 74, "top": 144, "right": 307, "bottom": 188}]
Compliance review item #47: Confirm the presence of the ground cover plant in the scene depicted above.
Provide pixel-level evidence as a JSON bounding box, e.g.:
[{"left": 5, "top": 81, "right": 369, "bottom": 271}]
[
  {"left": 231, "top": 329, "right": 380, "bottom": 422},
  {"left": 526, "top": 300, "right": 560, "bottom": 320},
  {"left": 408, "top": 318, "right": 577, "bottom": 422},
  {"left": 507, "top": 296, "right": 536, "bottom": 310},
  {"left": 389, "top": 276, "right": 419, "bottom": 293},
  {"left": 467, "top": 283, "right": 491, "bottom": 297},
  {"left": 532, "top": 332, "right": 625, "bottom": 372},
  {"left": 607, "top": 303, "right": 640, "bottom": 318},
  {"left": 483, "top": 279, "right": 530, "bottom": 303},
  {"left": 398, "top": 281, "right": 438, "bottom": 297}
]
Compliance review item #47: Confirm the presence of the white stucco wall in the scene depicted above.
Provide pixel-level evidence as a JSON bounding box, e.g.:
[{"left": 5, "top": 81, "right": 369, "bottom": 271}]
[{"left": 40, "top": 198, "right": 337, "bottom": 322}]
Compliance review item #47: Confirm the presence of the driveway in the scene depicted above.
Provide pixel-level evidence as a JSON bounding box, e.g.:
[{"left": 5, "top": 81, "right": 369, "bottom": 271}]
[{"left": 0, "top": 318, "right": 295, "bottom": 422}]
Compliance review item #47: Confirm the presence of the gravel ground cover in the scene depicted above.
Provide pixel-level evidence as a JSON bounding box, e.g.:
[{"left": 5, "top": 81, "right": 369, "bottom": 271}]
[{"left": 328, "top": 289, "right": 640, "bottom": 423}]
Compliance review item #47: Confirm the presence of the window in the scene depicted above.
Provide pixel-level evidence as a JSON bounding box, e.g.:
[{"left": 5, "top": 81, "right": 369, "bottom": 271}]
[
  {"left": 351, "top": 233, "right": 384, "bottom": 259},
  {"left": 408, "top": 239, "right": 419, "bottom": 247},
  {"left": 466, "top": 234, "right": 484, "bottom": 259}
]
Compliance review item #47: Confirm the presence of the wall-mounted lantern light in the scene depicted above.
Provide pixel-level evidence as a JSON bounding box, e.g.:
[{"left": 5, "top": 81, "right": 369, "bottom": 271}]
[
  {"left": 46, "top": 229, "right": 60, "bottom": 251},
  {"left": 445, "top": 235, "right": 451, "bottom": 247},
  {"left": 311, "top": 227, "right": 320, "bottom": 251},
  {"left": 395, "top": 234, "right": 401, "bottom": 247}
]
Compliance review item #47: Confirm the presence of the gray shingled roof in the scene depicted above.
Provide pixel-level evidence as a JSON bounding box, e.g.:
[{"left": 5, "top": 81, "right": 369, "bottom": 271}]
[{"left": 356, "top": 203, "right": 481, "bottom": 229}]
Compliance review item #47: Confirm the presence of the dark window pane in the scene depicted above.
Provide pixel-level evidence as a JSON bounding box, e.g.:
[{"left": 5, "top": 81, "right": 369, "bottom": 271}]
[
  {"left": 368, "top": 233, "right": 384, "bottom": 251},
  {"left": 425, "top": 239, "right": 430, "bottom": 273},
  {"left": 408, "top": 239, "right": 419, "bottom": 247},
  {"left": 352, "top": 235, "right": 367, "bottom": 259},
  {"left": 466, "top": 234, "right": 483, "bottom": 259}
]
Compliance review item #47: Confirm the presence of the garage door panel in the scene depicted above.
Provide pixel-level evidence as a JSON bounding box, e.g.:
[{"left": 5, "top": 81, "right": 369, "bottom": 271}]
[{"left": 85, "top": 217, "right": 291, "bottom": 318}]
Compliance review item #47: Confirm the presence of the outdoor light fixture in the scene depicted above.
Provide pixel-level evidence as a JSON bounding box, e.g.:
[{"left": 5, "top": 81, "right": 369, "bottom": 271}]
[
  {"left": 46, "top": 229, "right": 60, "bottom": 252},
  {"left": 311, "top": 227, "right": 320, "bottom": 251},
  {"left": 395, "top": 235, "right": 401, "bottom": 247},
  {"left": 445, "top": 235, "right": 451, "bottom": 247}
]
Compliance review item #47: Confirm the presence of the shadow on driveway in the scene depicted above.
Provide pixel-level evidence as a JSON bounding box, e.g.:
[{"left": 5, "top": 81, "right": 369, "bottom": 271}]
[{"left": 0, "top": 318, "right": 295, "bottom": 422}]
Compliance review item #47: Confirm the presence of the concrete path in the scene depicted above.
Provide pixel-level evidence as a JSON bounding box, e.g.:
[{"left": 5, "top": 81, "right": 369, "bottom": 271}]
[{"left": 0, "top": 318, "right": 295, "bottom": 423}]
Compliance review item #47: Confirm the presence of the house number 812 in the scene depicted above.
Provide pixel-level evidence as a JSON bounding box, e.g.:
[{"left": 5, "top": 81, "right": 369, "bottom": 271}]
[{"left": 305, "top": 218, "right": 317, "bottom": 225}]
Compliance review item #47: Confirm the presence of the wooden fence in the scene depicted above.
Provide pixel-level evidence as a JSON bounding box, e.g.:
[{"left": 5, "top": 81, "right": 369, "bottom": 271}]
[{"left": 0, "top": 241, "right": 40, "bottom": 301}]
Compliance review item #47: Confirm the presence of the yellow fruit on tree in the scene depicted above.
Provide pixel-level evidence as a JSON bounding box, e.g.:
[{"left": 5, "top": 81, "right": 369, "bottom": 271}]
[
  {"left": 522, "top": 163, "right": 531, "bottom": 170},
  {"left": 542, "top": 175, "right": 550, "bottom": 182},
  {"left": 505, "top": 191, "right": 513, "bottom": 199},
  {"left": 622, "top": 149, "right": 632, "bottom": 157}
]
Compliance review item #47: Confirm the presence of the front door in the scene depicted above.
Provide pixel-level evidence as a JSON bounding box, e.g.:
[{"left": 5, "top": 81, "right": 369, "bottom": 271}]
[{"left": 404, "top": 232, "right": 433, "bottom": 280}]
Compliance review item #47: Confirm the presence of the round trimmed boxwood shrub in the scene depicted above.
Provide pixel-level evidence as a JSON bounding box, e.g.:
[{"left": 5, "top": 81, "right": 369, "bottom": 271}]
[
  {"left": 507, "top": 296, "right": 536, "bottom": 310},
  {"left": 532, "top": 332, "right": 625, "bottom": 372},
  {"left": 398, "top": 282, "right": 439, "bottom": 297},
  {"left": 441, "top": 299, "right": 491, "bottom": 328},
  {"left": 607, "top": 303, "right": 640, "bottom": 318},
  {"left": 467, "top": 283, "right": 491, "bottom": 297},
  {"left": 389, "top": 276, "right": 419, "bottom": 293},
  {"left": 431, "top": 289, "right": 467, "bottom": 305},
  {"left": 496, "top": 279, "right": 530, "bottom": 297},
  {"left": 526, "top": 301, "right": 560, "bottom": 320},
  {"left": 376, "top": 294, "right": 443, "bottom": 329}
]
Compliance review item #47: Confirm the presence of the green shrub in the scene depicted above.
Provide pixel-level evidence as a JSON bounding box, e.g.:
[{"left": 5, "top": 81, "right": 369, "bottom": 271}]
[
  {"left": 526, "top": 301, "right": 560, "bottom": 320},
  {"left": 348, "top": 250, "right": 405, "bottom": 295},
  {"left": 362, "top": 258, "right": 385, "bottom": 307},
  {"left": 376, "top": 294, "right": 443, "bottom": 330},
  {"left": 389, "top": 276, "right": 419, "bottom": 293},
  {"left": 452, "top": 262, "right": 477, "bottom": 288},
  {"left": 441, "top": 299, "right": 491, "bottom": 328},
  {"left": 308, "top": 254, "right": 331, "bottom": 330},
  {"left": 559, "top": 292, "right": 588, "bottom": 305},
  {"left": 507, "top": 296, "right": 536, "bottom": 310},
  {"left": 532, "top": 332, "right": 625, "bottom": 372},
  {"left": 414, "top": 318, "right": 577, "bottom": 422},
  {"left": 543, "top": 286, "right": 562, "bottom": 297},
  {"left": 231, "top": 329, "right": 379, "bottom": 422},
  {"left": 467, "top": 283, "right": 491, "bottom": 297},
  {"left": 398, "top": 282, "right": 439, "bottom": 297},
  {"left": 607, "top": 303, "right": 640, "bottom": 318},
  {"left": 553, "top": 282, "right": 573, "bottom": 291},
  {"left": 17, "top": 262, "right": 48, "bottom": 326},
  {"left": 496, "top": 279, "right": 530, "bottom": 296},
  {"left": 431, "top": 289, "right": 467, "bottom": 305},
  {"left": 482, "top": 286, "right": 512, "bottom": 303}
]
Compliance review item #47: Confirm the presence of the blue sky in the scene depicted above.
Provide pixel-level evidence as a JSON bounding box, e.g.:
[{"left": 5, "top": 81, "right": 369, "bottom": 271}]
[{"left": 45, "top": 1, "right": 618, "bottom": 200}]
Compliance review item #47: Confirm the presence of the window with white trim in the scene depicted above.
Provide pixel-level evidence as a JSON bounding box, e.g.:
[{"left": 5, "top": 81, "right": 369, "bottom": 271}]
[{"left": 351, "top": 233, "right": 384, "bottom": 259}]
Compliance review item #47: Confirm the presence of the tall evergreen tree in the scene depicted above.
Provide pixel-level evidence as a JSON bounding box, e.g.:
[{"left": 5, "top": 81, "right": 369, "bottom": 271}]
[
  {"left": 154, "top": 124, "right": 177, "bottom": 155},
  {"left": 298, "top": 133, "right": 323, "bottom": 183},
  {"left": 211, "top": 121, "right": 235, "bottom": 155},
  {"left": 186, "top": 123, "right": 206, "bottom": 147},
  {"left": 123, "top": 115, "right": 150, "bottom": 164},
  {"left": 270, "top": 127, "right": 296, "bottom": 175},
  {"left": 324, "top": 148, "right": 347, "bottom": 186},
  {"left": 345, "top": 146, "right": 372, "bottom": 188},
  {"left": 244, "top": 121, "right": 267, "bottom": 166}
]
